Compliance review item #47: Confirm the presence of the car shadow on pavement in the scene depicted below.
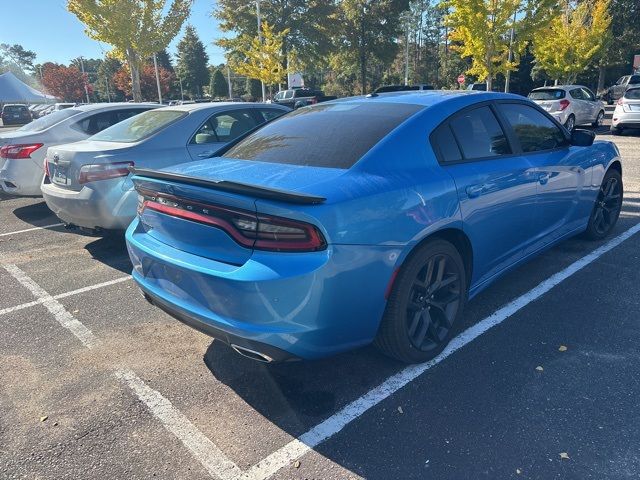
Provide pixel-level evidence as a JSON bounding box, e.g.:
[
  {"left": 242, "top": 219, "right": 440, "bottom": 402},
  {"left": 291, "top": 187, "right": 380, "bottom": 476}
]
[
  {"left": 204, "top": 340, "right": 403, "bottom": 435},
  {"left": 12, "top": 200, "right": 60, "bottom": 224},
  {"left": 84, "top": 233, "right": 132, "bottom": 274}
]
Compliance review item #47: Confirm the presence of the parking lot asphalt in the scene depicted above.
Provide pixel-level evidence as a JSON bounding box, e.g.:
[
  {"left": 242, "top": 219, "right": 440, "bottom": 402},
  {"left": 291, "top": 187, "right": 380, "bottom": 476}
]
[{"left": 1, "top": 112, "right": 640, "bottom": 480}]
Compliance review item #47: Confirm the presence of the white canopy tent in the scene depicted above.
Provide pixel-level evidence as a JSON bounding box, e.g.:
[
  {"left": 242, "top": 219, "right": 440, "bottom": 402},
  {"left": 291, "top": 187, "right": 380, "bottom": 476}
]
[{"left": 0, "top": 71, "right": 56, "bottom": 104}]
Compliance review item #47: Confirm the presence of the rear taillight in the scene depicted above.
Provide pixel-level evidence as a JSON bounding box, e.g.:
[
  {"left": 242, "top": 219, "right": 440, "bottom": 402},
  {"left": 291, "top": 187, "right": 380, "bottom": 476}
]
[
  {"left": 78, "top": 161, "right": 133, "bottom": 184},
  {"left": 138, "top": 190, "right": 326, "bottom": 252},
  {"left": 0, "top": 143, "right": 44, "bottom": 159},
  {"left": 310, "top": 98, "right": 318, "bottom": 104},
  {"left": 559, "top": 99, "right": 570, "bottom": 111},
  {"left": 617, "top": 97, "right": 624, "bottom": 105}
]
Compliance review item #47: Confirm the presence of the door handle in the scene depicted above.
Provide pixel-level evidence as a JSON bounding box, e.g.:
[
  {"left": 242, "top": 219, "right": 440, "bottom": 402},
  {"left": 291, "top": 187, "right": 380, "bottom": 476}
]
[
  {"left": 538, "top": 172, "right": 551, "bottom": 185},
  {"left": 197, "top": 151, "right": 215, "bottom": 158},
  {"left": 466, "top": 184, "right": 486, "bottom": 198}
]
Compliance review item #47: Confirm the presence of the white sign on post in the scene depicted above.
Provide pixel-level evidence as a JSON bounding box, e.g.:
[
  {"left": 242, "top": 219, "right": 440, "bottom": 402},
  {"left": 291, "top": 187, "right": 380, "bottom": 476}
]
[{"left": 288, "top": 72, "right": 304, "bottom": 89}]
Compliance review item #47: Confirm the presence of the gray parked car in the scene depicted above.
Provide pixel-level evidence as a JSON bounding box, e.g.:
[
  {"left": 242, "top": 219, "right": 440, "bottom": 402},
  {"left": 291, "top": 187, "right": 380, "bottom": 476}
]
[
  {"left": 611, "top": 86, "right": 640, "bottom": 135},
  {"left": 41, "top": 102, "right": 289, "bottom": 232},
  {"left": 528, "top": 85, "right": 605, "bottom": 131},
  {"left": 604, "top": 74, "right": 640, "bottom": 105}
]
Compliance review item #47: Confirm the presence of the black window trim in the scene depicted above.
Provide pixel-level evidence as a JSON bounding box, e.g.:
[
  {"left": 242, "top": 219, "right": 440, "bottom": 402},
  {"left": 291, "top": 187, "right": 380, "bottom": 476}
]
[{"left": 430, "top": 99, "right": 571, "bottom": 166}]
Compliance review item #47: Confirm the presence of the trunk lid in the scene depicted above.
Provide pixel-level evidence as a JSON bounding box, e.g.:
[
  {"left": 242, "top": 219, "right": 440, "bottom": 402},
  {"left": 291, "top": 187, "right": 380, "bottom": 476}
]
[
  {"left": 47, "top": 140, "right": 133, "bottom": 191},
  {"left": 132, "top": 158, "right": 343, "bottom": 265}
]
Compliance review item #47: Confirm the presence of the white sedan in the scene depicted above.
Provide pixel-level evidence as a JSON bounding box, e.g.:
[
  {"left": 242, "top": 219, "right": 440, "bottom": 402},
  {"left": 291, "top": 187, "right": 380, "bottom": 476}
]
[{"left": 0, "top": 103, "right": 158, "bottom": 196}]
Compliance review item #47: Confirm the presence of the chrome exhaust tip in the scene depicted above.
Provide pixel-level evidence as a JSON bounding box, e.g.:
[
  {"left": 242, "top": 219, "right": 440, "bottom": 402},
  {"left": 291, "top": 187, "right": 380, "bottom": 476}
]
[{"left": 230, "top": 344, "right": 274, "bottom": 363}]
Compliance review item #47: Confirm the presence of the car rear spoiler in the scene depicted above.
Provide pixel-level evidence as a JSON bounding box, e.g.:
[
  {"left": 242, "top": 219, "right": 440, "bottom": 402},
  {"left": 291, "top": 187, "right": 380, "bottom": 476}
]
[{"left": 129, "top": 167, "right": 326, "bottom": 205}]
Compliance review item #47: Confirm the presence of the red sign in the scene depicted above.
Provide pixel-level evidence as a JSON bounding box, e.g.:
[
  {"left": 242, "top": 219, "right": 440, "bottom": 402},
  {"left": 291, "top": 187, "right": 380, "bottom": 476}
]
[
  {"left": 634, "top": 55, "right": 640, "bottom": 70},
  {"left": 457, "top": 74, "right": 466, "bottom": 84}
]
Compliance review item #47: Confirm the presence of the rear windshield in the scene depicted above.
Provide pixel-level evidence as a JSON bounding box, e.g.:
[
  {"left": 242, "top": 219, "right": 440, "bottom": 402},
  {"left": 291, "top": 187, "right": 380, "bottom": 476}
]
[
  {"left": 528, "top": 89, "right": 566, "bottom": 100},
  {"left": 17, "top": 108, "right": 81, "bottom": 132},
  {"left": 625, "top": 88, "right": 640, "bottom": 100},
  {"left": 90, "top": 109, "right": 186, "bottom": 143},
  {"left": 223, "top": 102, "right": 422, "bottom": 169},
  {"left": 3, "top": 105, "right": 27, "bottom": 113}
]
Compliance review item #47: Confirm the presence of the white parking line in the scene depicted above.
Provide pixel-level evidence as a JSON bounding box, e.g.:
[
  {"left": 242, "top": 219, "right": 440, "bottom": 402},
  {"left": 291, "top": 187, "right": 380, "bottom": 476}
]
[
  {"left": 116, "top": 369, "right": 243, "bottom": 480},
  {"left": 0, "top": 276, "right": 131, "bottom": 316},
  {"left": 0, "top": 223, "right": 64, "bottom": 237},
  {"left": 2, "top": 264, "right": 98, "bottom": 348},
  {"left": 242, "top": 221, "right": 640, "bottom": 480}
]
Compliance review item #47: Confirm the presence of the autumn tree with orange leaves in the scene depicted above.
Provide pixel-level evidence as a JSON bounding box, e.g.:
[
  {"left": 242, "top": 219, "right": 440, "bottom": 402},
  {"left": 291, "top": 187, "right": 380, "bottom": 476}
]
[{"left": 41, "top": 63, "right": 89, "bottom": 102}]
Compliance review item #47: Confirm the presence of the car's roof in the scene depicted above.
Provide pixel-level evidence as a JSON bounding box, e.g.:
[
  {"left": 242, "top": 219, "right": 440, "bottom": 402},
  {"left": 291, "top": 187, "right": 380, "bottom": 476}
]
[
  {"left": 72, "top": 102, "right": 158, "bottom": 113},
  {"left": 532, "top": 85, "right": 587, "bottom": 91},
  {"left": 329, "top": 90, "right": 519, "bottom": 108},
  {"left": 3, "top": 103, "right": 28, "bottom": 107},
  {"left": 157, "top": 102, "right": 287, "bottom": 112}
]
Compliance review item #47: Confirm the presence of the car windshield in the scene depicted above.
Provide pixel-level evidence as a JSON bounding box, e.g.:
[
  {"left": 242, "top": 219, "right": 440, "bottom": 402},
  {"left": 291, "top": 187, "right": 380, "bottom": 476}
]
[
  {"left": 528, "top": 89, "right": 566, "bottom": 100},
  {"left": 629, "top": 75, "right": 640, "bottom": 85},
  {"left": 624, "top": 88, "right": 640, "bottom": 100},
  {"left": 223, "top": 102, "right": 422, "bottom": 169},
  {"left": 17, "top": 108, "right": 81, "bottom": 132},
  {"left": 90, "top": 109, "right": 186, "bottom": 143}
]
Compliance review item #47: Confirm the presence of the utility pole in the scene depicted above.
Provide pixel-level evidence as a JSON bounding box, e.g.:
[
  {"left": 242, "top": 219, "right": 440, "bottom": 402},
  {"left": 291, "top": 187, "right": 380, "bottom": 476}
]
[
  {"left": 505, "top": 9, "right": 517, "bottom": 93},
  {"left": 256, "top": 0, "right": 266, "bottom": 102},
  {"left": 79, "top": 56, "right": 90, "bottom": 103},
  {"left": 178, "top": 76, "right": 184, "bottom": 101},
  {"left": 153, "top": 53, "right": 163, "bottom": 104},
  {"left": 226, "top": 65, "right": 233, "bottom": 99},
  {"left": 400, "top": 11, "right": 412, "bottom": 86}
]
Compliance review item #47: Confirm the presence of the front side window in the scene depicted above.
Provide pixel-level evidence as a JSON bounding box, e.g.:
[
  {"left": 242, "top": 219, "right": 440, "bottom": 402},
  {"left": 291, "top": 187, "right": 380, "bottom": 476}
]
[
  {"left": 450, "top": 106, "right": 511, "bottom": 160},
  {"left": 581, "top": 88, "right": 595, "bottom": 101},
  {"left": 283, "top": 90, "right": 294, "bottom": 99},
  {"left": 569, "top": 88, "right": 585, "bottom": 100},
  {"left": 72, "top": 111, "right": 115, "bottom": 135},
  {"left": 258, "top": 108, "right": 286, "bottom": 122},
  {"left": 191, "top": 109, "right": 258, "bottom": 144},
  {"left": 223, "top": 102, "right": 422, "bottom": 169},
  {"left": 498, "top": 103, "right": 567, "bottom": 153},
  {"left": 90, "top": 109, "right": 186, "bottom": 143}
]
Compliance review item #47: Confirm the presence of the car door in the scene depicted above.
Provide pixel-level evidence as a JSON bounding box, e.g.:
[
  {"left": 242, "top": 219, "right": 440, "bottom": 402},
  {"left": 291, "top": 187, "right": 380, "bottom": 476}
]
[
  {"left": 568, "top": 88, "right": 589, "bottom": 124},
  {"left": 580, "top": 87, "right": 600, "bottom": 122},
  {"left": 496, "top": 102, "right": 588, "bottom": 246},
  {"left": 186, "top": 109, "right": 259, "bottom": 160},
  {"left": 435, "top": 104, "right": 539, "bottom": 287}
]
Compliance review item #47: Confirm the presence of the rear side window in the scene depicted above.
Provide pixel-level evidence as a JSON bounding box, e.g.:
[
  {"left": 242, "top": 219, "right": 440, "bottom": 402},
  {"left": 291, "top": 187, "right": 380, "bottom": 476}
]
[
  {"left": 449, "top": 106, "right": 511, "bottom": 160},
  {"left": 223, "top": 102, "right": 422, "bottom": 169},
  {"left": 569, "top": 88, "right": 585, "bottom": 100},
  {"left": 624, "top": 88, "right": 640, "bottom": 99},
  {"left": 498, "top": 103, "right": 567, "bottom": 153},
  {"left": 528, "top": 89, "right": 565, "bottom": 100},
  {"left": 431, "top": 124, "right": 462, "bottom": 163}
]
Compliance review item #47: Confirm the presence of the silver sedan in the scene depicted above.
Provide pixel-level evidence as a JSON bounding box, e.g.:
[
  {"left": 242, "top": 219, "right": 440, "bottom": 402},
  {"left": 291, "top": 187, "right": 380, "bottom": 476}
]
[
  {"left": 40, "top": 102, "right": 290, "bottom": 232},
  {"left": 528, "top": 85, "right": 605, "bottom": 131}
]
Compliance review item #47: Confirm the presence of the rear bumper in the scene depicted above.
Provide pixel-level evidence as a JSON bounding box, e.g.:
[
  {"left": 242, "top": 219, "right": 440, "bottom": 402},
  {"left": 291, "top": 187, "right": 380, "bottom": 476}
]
[
  {"left": 126, "top": 218, "right": 399, "bottom": 360},
  {"left": 611, "top": 110, "right": 640, "bottom": 128},
  {"left": 41, "top": 179, "right": 137, "bottom": 230},
  {"left": 0, "top": 159, "right": 43, "bottom": 196}
]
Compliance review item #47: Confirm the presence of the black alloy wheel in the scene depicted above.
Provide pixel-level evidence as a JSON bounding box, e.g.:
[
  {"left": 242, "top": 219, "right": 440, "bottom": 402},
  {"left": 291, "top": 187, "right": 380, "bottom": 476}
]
[
  {"left": 376, "top": 239, "right": 467, "bottom": 363},
  {"left": 585, "top": 169, "right": 623, "bottom": 240}
]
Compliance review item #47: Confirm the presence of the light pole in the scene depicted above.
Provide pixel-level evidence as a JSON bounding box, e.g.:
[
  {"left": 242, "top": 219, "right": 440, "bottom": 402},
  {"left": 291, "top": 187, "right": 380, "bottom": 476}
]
[
  {"left": 178, "top": 75, "right": 184, "bottom": 101},
  {"left": 400, "top": 11, "right": 412, "bottom": 86},
  {"left": 256, "top": 0, "right": 266, "bottom": 102},
  {"left": 505, "top": 9, "right": 517, "bottom": 93},
  {"left": 227, "top": 65, "right": 233, "bottom": 99},
  {"left": 79, "top": 56, "right": 91, "bottom": 103},
  {"left": 153, "top": 53, "right": 163, "bottom": 104}
]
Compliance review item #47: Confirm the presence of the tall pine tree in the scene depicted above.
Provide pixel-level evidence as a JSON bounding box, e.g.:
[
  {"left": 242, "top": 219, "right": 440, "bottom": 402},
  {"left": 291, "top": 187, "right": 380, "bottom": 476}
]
[{"left": 176, "top": 25, "right": 210, "bottom": 98}]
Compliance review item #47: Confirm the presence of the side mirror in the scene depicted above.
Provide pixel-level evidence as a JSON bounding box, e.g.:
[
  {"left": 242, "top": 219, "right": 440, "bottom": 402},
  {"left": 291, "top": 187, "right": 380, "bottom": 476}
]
[{"left": 570, "top": 128, "right": 595, "bottom": 147}]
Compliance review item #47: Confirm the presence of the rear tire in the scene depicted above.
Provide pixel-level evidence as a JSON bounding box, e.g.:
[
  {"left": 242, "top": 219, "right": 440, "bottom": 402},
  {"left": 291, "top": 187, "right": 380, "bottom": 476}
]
[
  {"left": 564, "top": 114, "right": 575, "bottom": 132},
  {"left": 584, "top": 169, "right": 623, "bottom": 240},
  {"left": 592, "top": 110, "right": 604, "bottom": 128},
  {"left": 375, "top": 239, "right": 467, "bottom": 364}
]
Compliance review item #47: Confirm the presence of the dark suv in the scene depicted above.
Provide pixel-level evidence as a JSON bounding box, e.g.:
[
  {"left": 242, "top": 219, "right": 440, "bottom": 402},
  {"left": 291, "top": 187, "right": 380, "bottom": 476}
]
[
  {"left": 1, "top": 104, "right": 31, "bottom": 125},
  {"left": 604, "top": 75, "right": 640, "bottom": 104}
]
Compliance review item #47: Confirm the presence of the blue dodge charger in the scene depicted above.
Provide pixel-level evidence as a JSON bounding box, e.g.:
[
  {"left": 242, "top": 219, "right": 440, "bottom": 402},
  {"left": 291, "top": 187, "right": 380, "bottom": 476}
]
[{"left": 125, "top": 91, "right": 623, "bottom": 363}]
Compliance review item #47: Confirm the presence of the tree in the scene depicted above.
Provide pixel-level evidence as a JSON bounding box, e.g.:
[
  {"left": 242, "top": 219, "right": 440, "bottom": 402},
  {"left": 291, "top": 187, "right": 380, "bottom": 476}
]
[
  {"left": 229, "top": 21, "right": 288, "bottom": 94},
  {"left": 0, "top": 43, "right": 37, "bottom": 73},
  {"left": 41, "top": 63, "right": 88, "bottom": 101},
  {"left": 532, "top": 0, "right": 611, "bottom": 84},
  {"left": 446, "top": 0, "right": 555, "bottom": 91},
  {"left": 210, "top": 69, "right": 228, "bottom": 98},
  {"left": 96, "top": 56, "right": 124, "bottom": 101},
  {"left": 245, "top": 77, "right": 262, "bottom": 100},
  {"left": 175, "top": 25, "right": 210, "bottom": 98},
  {"left": 215, "top": 0, "right": 337, "bottom": 71},
  {"left": 67, "top": 0, "right": 191, "bottom": 101},
  {"left": 113, "top": 63, "right": 175, "bottom": 100},
  {"left": 155, "top": 49, "right": 174, "bottom": 72}
]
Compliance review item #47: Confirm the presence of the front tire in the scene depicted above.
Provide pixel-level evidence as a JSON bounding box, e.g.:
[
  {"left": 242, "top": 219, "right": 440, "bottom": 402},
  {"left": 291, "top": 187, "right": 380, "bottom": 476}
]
[
  {"left": 375, "top": 239, "right": 467, "bottom": 364},
  {"left": 585, "top": 169, "right": 623, "bottom": 240}
]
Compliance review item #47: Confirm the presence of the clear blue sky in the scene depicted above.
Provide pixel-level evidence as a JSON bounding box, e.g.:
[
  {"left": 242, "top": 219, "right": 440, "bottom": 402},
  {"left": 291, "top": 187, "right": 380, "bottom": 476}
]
[{"left": 0, "top": 0, "right": 228, "bottom": 67}]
